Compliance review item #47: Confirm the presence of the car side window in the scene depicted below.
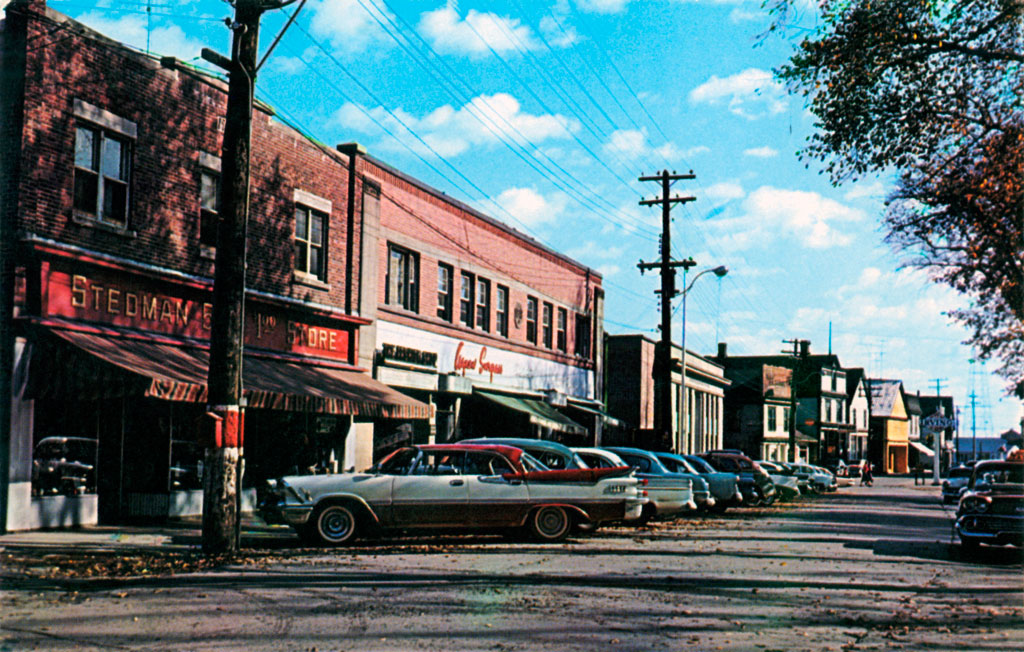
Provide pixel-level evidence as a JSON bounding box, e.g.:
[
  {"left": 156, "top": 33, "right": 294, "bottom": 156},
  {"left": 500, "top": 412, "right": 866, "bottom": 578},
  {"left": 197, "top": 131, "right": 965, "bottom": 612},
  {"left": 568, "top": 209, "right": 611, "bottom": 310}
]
[
  {"left": 464, "top": 452, "right": 513, "bottom": 476},
  {"left": 413, "top": 452, "right": 464, "bottom": 475}
]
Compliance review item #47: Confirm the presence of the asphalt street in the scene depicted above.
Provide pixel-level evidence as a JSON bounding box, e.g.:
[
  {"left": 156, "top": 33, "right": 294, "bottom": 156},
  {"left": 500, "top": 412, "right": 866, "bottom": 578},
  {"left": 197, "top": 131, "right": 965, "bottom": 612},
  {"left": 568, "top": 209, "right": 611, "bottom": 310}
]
[{"left": 1, "top": 476, "right": 1021, "bottom": 651}]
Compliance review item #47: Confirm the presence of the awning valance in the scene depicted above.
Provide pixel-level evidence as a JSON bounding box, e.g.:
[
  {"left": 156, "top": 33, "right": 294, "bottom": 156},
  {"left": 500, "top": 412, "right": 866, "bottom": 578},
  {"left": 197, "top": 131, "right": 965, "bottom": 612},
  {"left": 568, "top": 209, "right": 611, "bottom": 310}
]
[
  {"left": 29, "top": 327, "right": 430, "bottom": 419},
  {"left": 909, "top": 440, "right": 935, "bottom": 456},
  {"left": 476, "top": 391, "right": 587, "bottom": 436}
]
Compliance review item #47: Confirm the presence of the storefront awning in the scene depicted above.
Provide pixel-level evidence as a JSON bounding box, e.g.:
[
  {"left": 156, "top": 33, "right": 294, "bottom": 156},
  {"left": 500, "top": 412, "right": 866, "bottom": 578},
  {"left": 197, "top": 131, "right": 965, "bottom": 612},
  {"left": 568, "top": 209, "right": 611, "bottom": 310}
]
[
  {"left": 909, "top": 440, "right": 935, "bottom": 456},
  {"left": 566, "top": 402, "right": 624, "bottom": 429},
  {"left": 30, "top": 327, "right": 431, "bottom": 419},
  {"left": 476, "top": 391, "right": 587, "bottom": 436}
]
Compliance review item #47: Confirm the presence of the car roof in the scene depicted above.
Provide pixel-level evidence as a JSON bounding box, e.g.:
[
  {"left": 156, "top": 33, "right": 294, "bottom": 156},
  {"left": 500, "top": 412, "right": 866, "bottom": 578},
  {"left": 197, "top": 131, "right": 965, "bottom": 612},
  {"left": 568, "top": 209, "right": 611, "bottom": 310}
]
[
  {"left": 418, "top": 443, "right": 524, "bottom": 462},
  {"left": 604, "top": 446, "right": 657, "bottom": 459},
  {"left": 36, "top": 436, "right": 97, "bottom": 444},
  {"left": 459, "top": 438, "right": 574, "bottom": 454}
]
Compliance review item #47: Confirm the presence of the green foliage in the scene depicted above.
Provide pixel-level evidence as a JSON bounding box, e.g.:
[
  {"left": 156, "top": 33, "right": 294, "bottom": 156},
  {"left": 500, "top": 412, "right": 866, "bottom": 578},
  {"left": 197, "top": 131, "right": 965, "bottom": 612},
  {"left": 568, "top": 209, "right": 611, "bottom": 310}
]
[{"left": 768, "top": 0, "right": 1024, "bottom": 396}]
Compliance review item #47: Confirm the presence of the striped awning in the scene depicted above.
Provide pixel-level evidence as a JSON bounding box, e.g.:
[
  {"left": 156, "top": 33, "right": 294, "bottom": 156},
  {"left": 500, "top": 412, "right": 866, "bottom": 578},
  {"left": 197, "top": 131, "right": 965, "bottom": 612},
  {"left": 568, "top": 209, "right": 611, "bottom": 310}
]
[
  {"left": 29, "top": 327, "right": 430, "bottom": 419},
  {"left": 476, "top": 390, "right": 587, "bottom": 436}
]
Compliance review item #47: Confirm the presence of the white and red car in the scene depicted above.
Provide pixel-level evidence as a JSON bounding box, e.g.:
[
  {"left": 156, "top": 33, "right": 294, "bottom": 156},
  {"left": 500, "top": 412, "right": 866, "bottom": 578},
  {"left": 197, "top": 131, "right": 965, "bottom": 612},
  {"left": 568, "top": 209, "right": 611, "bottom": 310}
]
[{"left": 260, "top": 443, "right": 646, "bottom": 545}]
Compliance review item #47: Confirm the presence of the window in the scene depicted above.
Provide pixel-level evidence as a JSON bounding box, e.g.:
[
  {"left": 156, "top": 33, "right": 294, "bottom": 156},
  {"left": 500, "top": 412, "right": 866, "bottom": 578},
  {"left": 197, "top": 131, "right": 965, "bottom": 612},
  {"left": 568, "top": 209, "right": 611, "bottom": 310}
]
[
  {"left": 542, "top": 302, "right": 553, "bottom": 348},
  {"left": 768, "top": 406, "right": 777, "bottom": 431},
  {"left": 575, "top": 313, "right": 591, "bottom": 359},
  {"left": 294, "top": 205, "right": 327, "bottom": 281},
  {"left": 460, "top": 272, "right": 474, "bottom": 327},
  {"left": 386, "top": 244, "right": 419, "bottom": 312},
  {"left": 437, "top": 264, "right": 453, "bottom": 322},
  {"left": 199, "top": 168, "right": 220, "bottom": 248},
  {"left": 556, "top": 308, "right": 567, "bottom": 352},
  {"left": 783, "top": 407, "right": 792, "bottom": 431},
  {"left": 496, "top": 285, "right": 509, "bottom": 337},
  {"left": 825, "top": 399, "right": 833, "bottom": 423},
  {"left": 74, "top": 124, "right": 131, "bottom": 226},
  {"left": 476, "top": 278, "right": 490, "bottom": 332},
  {"left": 526, "top": 296, "right": 538, "bottom": 343}
]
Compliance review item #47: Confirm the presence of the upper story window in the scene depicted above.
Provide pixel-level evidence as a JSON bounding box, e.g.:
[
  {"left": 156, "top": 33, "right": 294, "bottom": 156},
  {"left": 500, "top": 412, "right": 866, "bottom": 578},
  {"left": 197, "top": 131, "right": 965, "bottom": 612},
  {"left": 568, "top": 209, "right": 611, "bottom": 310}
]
[
  {"left": 460, "top": 272, "right": 475, "bottom": 328},
  {"left": 198, "top": 152, "right": 221, "bottom": 252},
  {"left": 526, "top": 296, "right": 538, "bottom": 344},
  {"left": 767, "top": 405, "right": 777, "bottom": 431},
  {"left": 495, "top": 285, "right": 509, "bottom": 338},
  {"left": 386, "top": 244, "right": 419, "bottom": 312},
  {"left": 575, "top": 313, "right": 591, "bottom": 359},
  {"left": 437, "top": 263, "right": 454, "bottom": 322},
  {"left": 825, "top": 398, "right": 833, "bottom": 423},
  {"left": 475, "top": 278, "right": 490, "bottom": 332},
  {"left": 542, "top": 302, "right": 553, "bottom": 349},
  {"left": 294, "top": 205, "right": 327, "bottom": 281},
  {"left": 556, "top": 307, "right": 567, "bottom": 352},
  {"left": 71, "top": 100, "right": 136, "bottom": 229}
]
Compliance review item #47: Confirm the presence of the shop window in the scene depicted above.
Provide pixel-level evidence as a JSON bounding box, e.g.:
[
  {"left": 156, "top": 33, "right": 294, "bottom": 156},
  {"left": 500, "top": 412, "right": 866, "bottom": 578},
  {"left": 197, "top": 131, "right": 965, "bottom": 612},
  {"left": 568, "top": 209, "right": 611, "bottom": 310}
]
[
  {"left": 437, "top": 263, "right": 453, "bottom": 321},
  {"left": 31, "top": 435, "right": 98, "bottom": 497},
  {"left": 386, "top": 244, "right": 419, "bottom": 312},
  {"left": 575, "top": 313, "right": 591, "bottom": 359},
  {"left": 476, "top": 277, "right": 490, "bottom": 332},
  {"left": 294, "top": 204, "right": 328, "bottom": 281},
  {"left": 526, "top": 296, "right": 538, "bottom": 344},
  {"left": 496, "top": 285, "right": 509, "bottom": 337},
  {"left": 556, "top": 307, "right": 567, "bottom": 352},
  {"left": 73, "top": 125, "right": 131, "bottom": 227},
  {"left": 542, "top": 302, "right": 553, "bottom": 349},
  {"left": 460, "top": 272, "right": 474, "bottom": 328}
]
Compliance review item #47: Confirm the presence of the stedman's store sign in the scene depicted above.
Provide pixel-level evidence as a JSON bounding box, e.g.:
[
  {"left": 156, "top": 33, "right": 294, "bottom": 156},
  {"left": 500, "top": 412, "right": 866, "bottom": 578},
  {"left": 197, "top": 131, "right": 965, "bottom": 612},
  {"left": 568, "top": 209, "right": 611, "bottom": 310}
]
[{"left": 43, "top": 267, "right": 354, "bottom": 362}]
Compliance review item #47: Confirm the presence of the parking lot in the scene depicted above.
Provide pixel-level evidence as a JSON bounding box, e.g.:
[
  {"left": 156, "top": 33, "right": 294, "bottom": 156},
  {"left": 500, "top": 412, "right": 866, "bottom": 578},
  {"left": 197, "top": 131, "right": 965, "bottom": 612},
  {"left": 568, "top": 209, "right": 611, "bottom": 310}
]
[{"left": 2, "top": 476, "right": 1022, "bottom": 652}]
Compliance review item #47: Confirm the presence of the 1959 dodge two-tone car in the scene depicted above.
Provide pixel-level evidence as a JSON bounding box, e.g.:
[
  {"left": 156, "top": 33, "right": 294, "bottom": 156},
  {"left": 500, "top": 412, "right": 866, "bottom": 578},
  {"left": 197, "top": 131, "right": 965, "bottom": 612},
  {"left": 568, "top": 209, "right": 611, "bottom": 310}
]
[
  {"left": 955, "top": 454, "right": 1024, "bottom": 552},
  {"left": 260, "top": 444, "right": 646, "bottom": 545}
]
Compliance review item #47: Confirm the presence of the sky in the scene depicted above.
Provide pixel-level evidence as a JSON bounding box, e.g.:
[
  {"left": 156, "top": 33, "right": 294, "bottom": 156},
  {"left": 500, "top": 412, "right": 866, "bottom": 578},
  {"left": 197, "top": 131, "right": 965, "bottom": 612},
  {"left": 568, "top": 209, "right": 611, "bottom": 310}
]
[{"left": 27, "top": 0, "right": 1023, "bottom": 435}]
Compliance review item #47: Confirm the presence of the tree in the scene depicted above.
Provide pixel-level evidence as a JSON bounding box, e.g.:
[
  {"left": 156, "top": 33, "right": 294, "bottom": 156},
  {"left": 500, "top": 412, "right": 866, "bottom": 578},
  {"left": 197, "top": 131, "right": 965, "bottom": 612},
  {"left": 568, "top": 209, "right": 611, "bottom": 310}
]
[{"left": 767, "top": 0, "right": 1024, "bottom": 396}]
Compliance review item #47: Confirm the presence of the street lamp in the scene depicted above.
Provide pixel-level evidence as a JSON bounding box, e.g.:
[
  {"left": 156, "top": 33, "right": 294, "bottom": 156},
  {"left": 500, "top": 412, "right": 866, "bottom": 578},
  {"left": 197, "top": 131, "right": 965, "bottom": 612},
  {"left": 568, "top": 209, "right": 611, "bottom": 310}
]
[{"left": 678, "top": 264, "right": 728, "bottom": 454}]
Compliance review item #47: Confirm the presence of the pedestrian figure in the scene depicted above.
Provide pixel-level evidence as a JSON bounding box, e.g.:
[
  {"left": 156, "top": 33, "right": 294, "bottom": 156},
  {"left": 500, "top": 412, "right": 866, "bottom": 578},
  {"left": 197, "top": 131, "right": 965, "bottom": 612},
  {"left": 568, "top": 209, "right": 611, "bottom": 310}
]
[{"left": 861, "top": 461, "right": 874, "bottom": 487}]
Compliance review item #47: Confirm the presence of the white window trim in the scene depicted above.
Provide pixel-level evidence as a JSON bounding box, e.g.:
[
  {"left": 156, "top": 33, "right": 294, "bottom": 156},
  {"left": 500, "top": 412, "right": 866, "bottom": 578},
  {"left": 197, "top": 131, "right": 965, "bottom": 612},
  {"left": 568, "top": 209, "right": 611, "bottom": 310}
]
[
  {"left": 294, "top": 188, "right": 332, "bottom": 214},
  {"left": 73, "top": 98, "right": 137, "bottom": 138}
]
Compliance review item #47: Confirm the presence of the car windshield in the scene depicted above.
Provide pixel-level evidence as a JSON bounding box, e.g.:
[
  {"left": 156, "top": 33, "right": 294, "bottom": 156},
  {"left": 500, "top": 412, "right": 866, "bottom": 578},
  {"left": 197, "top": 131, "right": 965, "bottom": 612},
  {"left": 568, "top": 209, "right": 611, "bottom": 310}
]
[
  {"left": 970, "top": 463, "right": 1024, "bottom": 488},
  {"left": 684, "top": 456, "right": 716, "bottom": 474},
  {"left": 947, "top": 467, "right": 972, "bottom": 479}
]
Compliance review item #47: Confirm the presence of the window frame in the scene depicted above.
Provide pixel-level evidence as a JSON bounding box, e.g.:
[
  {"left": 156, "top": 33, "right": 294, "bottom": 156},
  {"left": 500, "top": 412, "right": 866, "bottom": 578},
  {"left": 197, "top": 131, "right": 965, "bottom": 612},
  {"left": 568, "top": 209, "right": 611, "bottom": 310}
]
[
  {"left": 437, "top": 263, "right": 454, "bottom": 322},
  {"left": 460, "top": 272, "right": 475, "bottom": 328},
  {"left": 556, "top": 307, "right": 567, "bottom": 352},
  {"left": 526, "top": 296, "right": 538, "bottom": 344},
  {"left": 475, "top": 277, "right": 491, "bottom": 332},
  {"left": 542, "top": 302, "right": 553, "bottom": 349},
  {"left": 495, "top": 285, "right": 509, "bottom": 338},
  {"left": 73, "top": 124, "right": 132, "bottom": 227},
  {"left": 198, "top": 152, "right": 221, "bottom": 251},
  {"left": 294, "top": 204, "right": 329, "bottom": 282},
  {"left": 574, "top": 313, "right": 591, "bottom": 359},
  {"left": 385, "top": 243, "right": 420, "bottom": 312}
]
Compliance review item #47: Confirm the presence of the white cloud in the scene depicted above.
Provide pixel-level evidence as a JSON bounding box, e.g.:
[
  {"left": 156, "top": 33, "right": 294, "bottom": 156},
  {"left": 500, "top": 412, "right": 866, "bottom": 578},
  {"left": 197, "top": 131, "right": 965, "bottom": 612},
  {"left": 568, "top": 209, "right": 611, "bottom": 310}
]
[
  {"left": 331, "top": 93, "right": 577, "bottom": 157},
  {"left": 843, "top": 180, "right": 888, "bottom": 201},
  {"left": 603, "top": 129, "right": 705, "bottom": 163},
  {"left": 75, "top": 13, "right": 205, "bottom": 60},
  {"left": 495, "top": 187, "right": 568, "bottom": 228},
  {"left": 309, "top": 0, "right": 392, "bottom": 54},
  {"left": 688, "top": 68, "right": 787, "bottom": 119},
  {"left": 419, "top": 7, "right": 538, "bottom": 58},
  {"left": 705, "top": 181, "right": 745, "bottom": 202},
  {"left": 744, "top": 146, "right": 779, "bottom": 158},
  {"left": 539, "top": 15, "right": 579, "bottom": 47},
  {"left": 707, "top": 185, "right": 864, "bottom": 251},
  {"left": 565, "top": 240, "right": 627, "bottom": 262}
]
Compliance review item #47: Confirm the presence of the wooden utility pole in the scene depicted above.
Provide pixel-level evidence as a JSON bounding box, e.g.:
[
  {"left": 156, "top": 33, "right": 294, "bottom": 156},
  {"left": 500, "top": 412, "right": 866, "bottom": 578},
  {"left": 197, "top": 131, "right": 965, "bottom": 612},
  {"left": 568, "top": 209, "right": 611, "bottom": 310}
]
[
  {"left": 782, "top": 338, "right": 808, "bottom": 463},
  {"left": 638, "top": 171, "right": 695, "bottom": 452},
  {"left": 200, "top": 0, "right": 275, "bottom": 556}
]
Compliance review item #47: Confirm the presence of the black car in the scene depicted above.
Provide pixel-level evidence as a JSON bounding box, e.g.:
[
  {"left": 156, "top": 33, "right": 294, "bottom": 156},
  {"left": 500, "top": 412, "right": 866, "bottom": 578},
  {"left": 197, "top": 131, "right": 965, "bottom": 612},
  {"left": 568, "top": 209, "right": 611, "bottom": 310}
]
[
  {"left": 32, "top": 436, "right": 97, "bottom": 496},
  {"left": 955, "top": 457, "right": 1024, "bottom": 552}
]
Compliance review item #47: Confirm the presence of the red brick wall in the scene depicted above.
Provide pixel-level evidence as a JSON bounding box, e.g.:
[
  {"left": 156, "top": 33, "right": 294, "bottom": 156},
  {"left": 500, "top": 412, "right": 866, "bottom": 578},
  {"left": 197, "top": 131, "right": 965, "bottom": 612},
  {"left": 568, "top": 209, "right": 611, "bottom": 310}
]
[
  {"left": 365, "top": 158, "right": 601, "bottom": 368},
  {"left": 12, "top": 3, "right": 354, "bottom": 312}
]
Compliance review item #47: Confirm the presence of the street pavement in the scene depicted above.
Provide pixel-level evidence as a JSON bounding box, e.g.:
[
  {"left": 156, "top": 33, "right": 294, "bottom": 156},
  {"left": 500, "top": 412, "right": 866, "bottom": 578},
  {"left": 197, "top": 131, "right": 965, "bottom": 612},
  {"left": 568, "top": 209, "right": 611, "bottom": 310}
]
[{"left": 1, "top": 475, "right": 1021, "bottom": 651}]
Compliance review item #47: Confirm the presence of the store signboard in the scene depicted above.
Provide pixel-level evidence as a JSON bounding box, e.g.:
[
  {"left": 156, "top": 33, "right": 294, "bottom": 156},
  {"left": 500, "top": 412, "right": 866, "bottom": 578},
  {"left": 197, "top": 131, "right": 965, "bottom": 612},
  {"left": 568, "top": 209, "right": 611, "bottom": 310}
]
[{"left": 42, "top": 265, "right": 353, "bottom": 362}]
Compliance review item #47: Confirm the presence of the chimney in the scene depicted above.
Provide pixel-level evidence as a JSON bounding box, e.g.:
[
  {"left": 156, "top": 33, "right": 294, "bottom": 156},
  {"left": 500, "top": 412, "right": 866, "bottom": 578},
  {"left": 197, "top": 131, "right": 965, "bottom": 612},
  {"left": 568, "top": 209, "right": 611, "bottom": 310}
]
[
  {"left": 800, "top": 340, "right": 810, "bottom": 357},
  {"left": 717, "top": 342, "right": 727, "bottom": 360}
]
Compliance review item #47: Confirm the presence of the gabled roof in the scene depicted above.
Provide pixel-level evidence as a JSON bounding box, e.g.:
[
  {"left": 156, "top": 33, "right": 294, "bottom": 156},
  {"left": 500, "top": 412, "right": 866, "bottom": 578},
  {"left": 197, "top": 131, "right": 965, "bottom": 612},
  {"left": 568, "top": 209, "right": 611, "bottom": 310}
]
[
  {"left": 866, "top": 379, "right": 904, "bottom": 417},
  {"left": 918, "top": 395, "right": 955, "bottom": 419},
  {"left": 904, "top": 393, "right": 922, "bottom": 416},
  {"left": 844, "top": 367, "right": 866, "bottom": 401}
]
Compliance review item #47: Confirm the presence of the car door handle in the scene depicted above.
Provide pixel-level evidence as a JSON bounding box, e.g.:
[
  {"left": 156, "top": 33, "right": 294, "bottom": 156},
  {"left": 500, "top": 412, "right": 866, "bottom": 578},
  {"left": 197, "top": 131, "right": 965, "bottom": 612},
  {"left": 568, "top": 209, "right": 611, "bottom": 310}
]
[{"left": 450, "top": 479, "right": 464, "bottom": 486}]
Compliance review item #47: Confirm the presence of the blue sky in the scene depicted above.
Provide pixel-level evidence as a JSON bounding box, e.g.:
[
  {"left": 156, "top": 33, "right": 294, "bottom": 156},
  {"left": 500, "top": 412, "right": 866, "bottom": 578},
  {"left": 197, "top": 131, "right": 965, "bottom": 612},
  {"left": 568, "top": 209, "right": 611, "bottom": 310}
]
[{"left": 34, "top": 0, "right": 1021, "bottom": 434}]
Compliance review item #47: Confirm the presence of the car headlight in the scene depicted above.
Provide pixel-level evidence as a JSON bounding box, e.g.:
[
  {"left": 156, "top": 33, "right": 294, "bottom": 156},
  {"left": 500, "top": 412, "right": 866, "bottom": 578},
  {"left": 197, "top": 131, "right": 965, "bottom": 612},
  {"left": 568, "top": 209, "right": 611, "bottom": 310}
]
[{"left": 959, "top": 495, "right": 991, "bottom": 514}]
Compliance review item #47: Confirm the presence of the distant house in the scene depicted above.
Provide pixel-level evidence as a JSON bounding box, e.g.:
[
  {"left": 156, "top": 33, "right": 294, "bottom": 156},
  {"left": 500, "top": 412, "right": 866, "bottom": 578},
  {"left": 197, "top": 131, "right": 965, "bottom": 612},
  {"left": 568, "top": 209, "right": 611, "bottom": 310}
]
[
  {"left": 714, "top": 357, "right": 794, "bottom": 461},
  {"left": 844, "top": 368, "right": 870, "bottom": 462},
  {"left": 904, "top": 393, "right": 925, "bottom": 468},
  {"left": 866, "top": 379, "right": 910, "bottom": 473}
]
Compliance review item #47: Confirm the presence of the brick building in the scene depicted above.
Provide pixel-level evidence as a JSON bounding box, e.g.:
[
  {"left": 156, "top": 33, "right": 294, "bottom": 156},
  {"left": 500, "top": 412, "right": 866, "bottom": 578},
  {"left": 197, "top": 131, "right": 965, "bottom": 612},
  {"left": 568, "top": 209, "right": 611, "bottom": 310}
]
[{"left": 0, "top": 1, "right": 429, "bottom": 531}]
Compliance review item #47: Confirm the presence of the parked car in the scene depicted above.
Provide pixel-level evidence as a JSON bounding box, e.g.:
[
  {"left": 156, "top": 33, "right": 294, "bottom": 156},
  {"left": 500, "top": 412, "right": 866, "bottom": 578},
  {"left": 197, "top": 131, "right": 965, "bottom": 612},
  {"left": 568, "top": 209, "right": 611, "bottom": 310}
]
[
  {"left": 681, "top": 454, "right": 744, "bottom": 511},
  {"left": 459, "top": 437, "right": 586, "bottom": 470},
  {"left": 782, "top": 462, "right": 833, "bottom": 494},
  {"left": 811, "top": 465, "right": 839, "bottom": 492},
  {"left": 260, "top": 443, "right": 644, "bottom": 545},
  {"left": 942, "top": 466, "right": 973, "bottom": 505},
  {"left": 651, "top": 452, "right": 718, "bottom": 511},
  {"left": 31, "top": 436, "right": 97, "bottom": 496},
  {"left": 700, "top": 451, "right": 776, "bottom": 506},
  {"left": 599, "top": 447, "right": 696, "bottom": 523},
  {"left": 955, "top": 455, "right": 1024, "bottom": 552},
  {"left": 754, "top": 461, "right": 802, "bottom": 501}
]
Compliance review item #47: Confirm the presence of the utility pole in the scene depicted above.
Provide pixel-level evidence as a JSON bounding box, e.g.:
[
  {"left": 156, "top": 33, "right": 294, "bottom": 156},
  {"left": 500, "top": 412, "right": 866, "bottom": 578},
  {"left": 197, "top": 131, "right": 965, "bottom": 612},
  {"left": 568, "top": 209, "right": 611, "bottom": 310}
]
[
  {"left": 782, "top": 338, "right": 809, "bottom": 463},
  {"left": 638, "top": 170, "right": 696, "bottom": 452},
  {"left": 199, "top": 0, "right": 289, "bottom": 556}
]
